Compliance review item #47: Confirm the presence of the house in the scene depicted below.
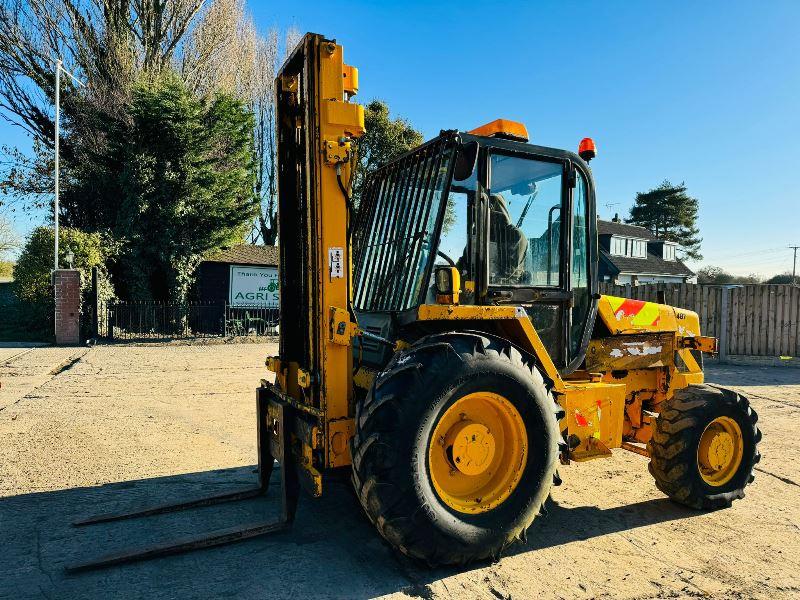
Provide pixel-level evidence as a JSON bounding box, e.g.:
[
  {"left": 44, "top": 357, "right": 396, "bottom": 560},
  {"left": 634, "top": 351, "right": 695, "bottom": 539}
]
[
  {"left": 196, "top": 244, "right": 279, "bottom": 306},
  {"left": 598, "top": 217, "right": 695, "bottom": 285}
]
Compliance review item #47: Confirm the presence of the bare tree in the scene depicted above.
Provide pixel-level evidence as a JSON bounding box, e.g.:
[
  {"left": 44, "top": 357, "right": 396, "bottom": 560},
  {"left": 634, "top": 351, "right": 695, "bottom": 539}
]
[
  {"left": 132, "top": 0, "right": 205, "bottom": 72},
  {"left": 250, "top": 26, "right": 302, "bottom": 246},
  {"left": 0, "top": 215, "right": 20, "bottom": 256},
  {"left": 250, "top": 28, "right": 278, "bottom": 245},
  {"left": 0, "top": 140, "right": 52, "bottom": 211},
  {"left": 181, "top": 0, "right": 257, "bottom": 99},
  {"left": 0, "top": 0, "right": 209, "bottom": 209},
  {"left": 285, "top": 26, "right": 301, "bottom": 57},
  {"left": 0, "top": 0, "right": 205, "bottom": 141},
  {"left": 0, "top": 0, "right": 302, "bottom": 247}
]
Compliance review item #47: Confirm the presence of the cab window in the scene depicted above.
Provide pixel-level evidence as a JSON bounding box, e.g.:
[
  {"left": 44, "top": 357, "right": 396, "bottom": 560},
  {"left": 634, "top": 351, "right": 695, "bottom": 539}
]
[
  {"left": 569, "top": 169, "right": 590, "bottom": 358},
  {"left": 435, "top": 169, "right": 476, "bottom": 279},
  {"left": 488, "top": 154, "right": 563, "bottom": 286},
  {"left": 427, "top": 169, "right": 476, "bottom": 304}
]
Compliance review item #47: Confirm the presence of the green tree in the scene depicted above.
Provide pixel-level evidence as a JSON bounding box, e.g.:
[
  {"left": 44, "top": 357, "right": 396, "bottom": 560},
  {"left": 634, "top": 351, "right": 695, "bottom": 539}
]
[
  {"left": 105, "top": 74, "right": 258, "bottom": 302},
  {"left": 53, "top": 73, "right": 257, "bottom": 302},
  {"left": 696, "top": 265, "right": 762, "bottom": 284},
  {"left": 766, "top": 273, "right": 797, "bottom": 284},
  {"left": 627, "top": 180, "right": 702, "bottom": 261},
  {"left": 13, "top": 226, "right": 115, "bottom": 338},
  {"left": 696, "top": 266, "right": 733, "bottom": 284},
  {"left": 351, "top": 99, "right": 424, "bottom": 205}
]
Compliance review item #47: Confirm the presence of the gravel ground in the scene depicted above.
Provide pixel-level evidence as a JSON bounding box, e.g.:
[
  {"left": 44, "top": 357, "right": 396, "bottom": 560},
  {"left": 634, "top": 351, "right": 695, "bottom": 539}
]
[{"left": 0, "top": 343, "right": 798, "bottom": 599}]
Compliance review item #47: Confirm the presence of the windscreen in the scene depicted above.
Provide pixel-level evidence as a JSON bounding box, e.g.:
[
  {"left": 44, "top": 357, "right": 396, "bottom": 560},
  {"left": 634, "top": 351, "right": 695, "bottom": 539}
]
[{"left": 353, "top": 138, "right": 454, "bottom": 312}]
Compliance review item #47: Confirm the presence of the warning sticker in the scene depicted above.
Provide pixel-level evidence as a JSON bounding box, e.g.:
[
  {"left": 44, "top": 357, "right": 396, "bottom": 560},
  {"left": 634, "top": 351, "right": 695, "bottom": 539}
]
[{"left": 329, "top": 247, "right": 344, "bottom": 279}]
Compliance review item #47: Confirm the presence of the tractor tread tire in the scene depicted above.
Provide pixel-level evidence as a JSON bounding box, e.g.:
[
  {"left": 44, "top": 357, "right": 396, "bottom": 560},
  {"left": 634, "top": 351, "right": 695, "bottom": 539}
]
[
  {"left": 647, "top": 383, "right": 760, "bottom": 510},
  {"left": 350, "top": 331, "right": 563, "bottom": 566}
]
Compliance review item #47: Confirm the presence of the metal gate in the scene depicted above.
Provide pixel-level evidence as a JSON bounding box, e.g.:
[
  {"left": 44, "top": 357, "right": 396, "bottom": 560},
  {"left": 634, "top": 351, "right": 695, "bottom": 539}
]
[
  {"left": 99, "top": 301, "right": 279, "bottom": 340},
  {"left": 104, "top": 301, "right": 225, "bottom": 340}
]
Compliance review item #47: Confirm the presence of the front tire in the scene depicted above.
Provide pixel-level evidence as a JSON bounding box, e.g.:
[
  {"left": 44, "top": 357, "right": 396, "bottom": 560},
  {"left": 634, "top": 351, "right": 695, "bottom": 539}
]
[
  {"left": 647, "top": 384, "right": 761, "bottom": 509},
  {"left": 350, "top": 332, "right": 562, "bottom": 566}
]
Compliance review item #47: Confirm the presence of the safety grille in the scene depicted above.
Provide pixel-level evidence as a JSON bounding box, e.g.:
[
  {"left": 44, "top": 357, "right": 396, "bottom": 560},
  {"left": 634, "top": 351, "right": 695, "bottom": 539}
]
[{"left": 353, "top": 137, "right": 455, "bottom": 312}]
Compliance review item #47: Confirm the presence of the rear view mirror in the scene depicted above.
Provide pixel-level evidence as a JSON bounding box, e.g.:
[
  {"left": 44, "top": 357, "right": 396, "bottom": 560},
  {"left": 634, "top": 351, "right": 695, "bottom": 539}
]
[{"left": 453, "top": 141, "right": 479, "bottom": 181}]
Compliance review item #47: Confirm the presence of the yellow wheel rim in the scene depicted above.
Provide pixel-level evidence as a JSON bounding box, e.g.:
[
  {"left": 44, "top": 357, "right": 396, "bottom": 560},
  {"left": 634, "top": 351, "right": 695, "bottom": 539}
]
[
  {"left": 697, "top": 416, "right": 744, "bottom": 486},
  {"left": 428, "top": 392, "right": 527, "bottom": 514}
]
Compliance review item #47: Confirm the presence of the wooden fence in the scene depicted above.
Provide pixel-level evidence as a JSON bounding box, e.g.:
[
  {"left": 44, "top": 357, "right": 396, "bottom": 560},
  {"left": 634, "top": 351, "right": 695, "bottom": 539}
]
[{"left": 599, "top": 283, "right": 800, "bottom": 359}]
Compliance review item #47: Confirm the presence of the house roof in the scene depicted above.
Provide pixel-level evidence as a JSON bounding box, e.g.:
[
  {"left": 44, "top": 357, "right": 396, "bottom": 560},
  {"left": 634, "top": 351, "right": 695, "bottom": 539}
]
[
  {"left": 597, "top": 219, "right": 693, "bottom": 277},
  {"left": 599, "top": 248, "right": 695, "bottom": 277},
  {"left": 597, "top": 219, "right": 656, "bottom": 240},
  {"left": 204, "top": 244, "right": 279, "bottom": 266}
]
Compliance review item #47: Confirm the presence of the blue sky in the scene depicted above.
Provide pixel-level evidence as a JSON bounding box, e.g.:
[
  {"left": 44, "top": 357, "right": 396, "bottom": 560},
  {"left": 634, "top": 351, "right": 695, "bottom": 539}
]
[{"left": 2, "top": 1, "right": 798, "bottom": 276}]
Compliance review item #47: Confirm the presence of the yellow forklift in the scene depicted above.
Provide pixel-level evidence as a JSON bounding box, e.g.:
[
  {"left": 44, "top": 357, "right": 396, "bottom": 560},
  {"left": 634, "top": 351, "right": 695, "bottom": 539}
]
[{"left": 69, "top": 33, "right": 760, "bottom": 570}]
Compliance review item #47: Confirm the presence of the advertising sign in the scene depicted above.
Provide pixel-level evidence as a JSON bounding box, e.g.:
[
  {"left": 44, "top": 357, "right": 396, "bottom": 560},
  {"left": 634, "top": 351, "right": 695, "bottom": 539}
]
[{"left": 229, "top": 265, "right": 279, "bottom": 307}]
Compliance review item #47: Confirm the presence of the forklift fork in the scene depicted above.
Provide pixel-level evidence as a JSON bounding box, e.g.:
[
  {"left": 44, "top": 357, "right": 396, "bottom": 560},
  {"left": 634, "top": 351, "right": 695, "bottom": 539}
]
[{"left": 66, "top": 386, "right": 299, "bottom": 573}]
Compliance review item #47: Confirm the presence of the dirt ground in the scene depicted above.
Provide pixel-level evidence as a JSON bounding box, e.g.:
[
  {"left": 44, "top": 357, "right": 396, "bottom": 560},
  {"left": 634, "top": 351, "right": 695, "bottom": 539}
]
[{"left": 1, "top": 343, "right": 798, "bottom": 600}]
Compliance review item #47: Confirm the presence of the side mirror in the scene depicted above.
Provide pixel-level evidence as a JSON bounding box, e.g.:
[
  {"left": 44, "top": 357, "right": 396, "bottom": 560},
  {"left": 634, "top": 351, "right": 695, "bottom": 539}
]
[
  {"left": 453, "top": 141, "right": 479, "bottom": 181},
  {"left": 435, "top": 266, "right": 461, "bottom": 305}
]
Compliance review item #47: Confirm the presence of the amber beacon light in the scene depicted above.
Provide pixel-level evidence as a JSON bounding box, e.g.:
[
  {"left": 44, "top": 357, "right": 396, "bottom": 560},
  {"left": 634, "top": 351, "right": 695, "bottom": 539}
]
[{"left": 578, "top": 137, "right": 597, "bottom": 162}]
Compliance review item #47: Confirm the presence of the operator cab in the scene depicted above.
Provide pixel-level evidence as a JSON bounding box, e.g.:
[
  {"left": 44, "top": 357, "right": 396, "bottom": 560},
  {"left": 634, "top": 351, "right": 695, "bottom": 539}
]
[{"left": 353, "top": 120, "right": 598, "bottom": 374}]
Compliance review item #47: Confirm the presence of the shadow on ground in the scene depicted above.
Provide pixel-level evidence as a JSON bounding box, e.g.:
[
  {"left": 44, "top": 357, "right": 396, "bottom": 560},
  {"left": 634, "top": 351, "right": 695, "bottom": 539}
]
[{"left": 0, "top": 466, "right": 698, "bottom": 600}]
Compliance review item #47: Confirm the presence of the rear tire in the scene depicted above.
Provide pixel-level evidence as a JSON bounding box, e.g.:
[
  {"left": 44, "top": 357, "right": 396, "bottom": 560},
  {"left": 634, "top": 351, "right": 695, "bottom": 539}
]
[
  {"left": 647, "top": 384, "right": 761, "bottom": 509},
  {"left": 350, "top": 331, "right": 563, "bottom": 566}
]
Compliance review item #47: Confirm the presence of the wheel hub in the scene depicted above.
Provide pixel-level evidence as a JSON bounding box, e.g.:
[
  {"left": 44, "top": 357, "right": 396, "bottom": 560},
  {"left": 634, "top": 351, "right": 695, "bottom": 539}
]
[
  {"left": 702, "top": 430, "right": 734, "bottom": 471},
  {"left": 697, "top": 416, "right": 744, "bottom": 486},
  {"left": 428, "top": 392, "right": 528, "bottom": 514},
  {"left": 448, "top": 422, "right": 496, "bottom": 476}
]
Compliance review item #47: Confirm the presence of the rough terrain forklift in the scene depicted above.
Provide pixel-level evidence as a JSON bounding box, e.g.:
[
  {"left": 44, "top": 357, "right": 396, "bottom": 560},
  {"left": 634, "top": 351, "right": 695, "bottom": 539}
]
[{"left": 69, "top": 33, "right": 760, "bottom": 571}]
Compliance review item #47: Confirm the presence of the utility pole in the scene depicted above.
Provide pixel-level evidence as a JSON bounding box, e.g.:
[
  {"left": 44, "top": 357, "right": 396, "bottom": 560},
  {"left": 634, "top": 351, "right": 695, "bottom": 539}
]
[
  {"left": 52, "top": 59, "right": 86, "bottom": 272},
  {"left": 791, "top": 245, "right": 800, "bottom": 285},
  {"left": 54, "top": 59, "right": 60, "bottom": 271}
]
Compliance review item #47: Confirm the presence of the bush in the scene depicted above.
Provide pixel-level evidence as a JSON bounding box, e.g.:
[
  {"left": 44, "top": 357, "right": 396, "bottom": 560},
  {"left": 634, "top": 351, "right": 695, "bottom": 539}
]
[
  {"left": 0, "top": 260, "right": 13, "bottom": 279},
  {"left": 696, "top": 265, "right": 762, "bottom": 285},
  {"left": 13, "top": 226, "right": 116, "bottom": 339}
]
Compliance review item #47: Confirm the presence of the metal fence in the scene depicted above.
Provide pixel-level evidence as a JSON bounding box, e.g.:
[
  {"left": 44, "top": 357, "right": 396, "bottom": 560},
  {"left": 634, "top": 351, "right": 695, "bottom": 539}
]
[
  {"left": 102, "top": 301, "right": 278, "bottom": 340},
  {"left": 97, "top": 285, "right": 800, "bottom": 356}
]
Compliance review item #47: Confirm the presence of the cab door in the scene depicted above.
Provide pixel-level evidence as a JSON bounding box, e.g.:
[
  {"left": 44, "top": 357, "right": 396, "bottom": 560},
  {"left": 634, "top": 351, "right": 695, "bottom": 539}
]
[{"left": 481, "top": 149, "right": 595, "bottom": 371}]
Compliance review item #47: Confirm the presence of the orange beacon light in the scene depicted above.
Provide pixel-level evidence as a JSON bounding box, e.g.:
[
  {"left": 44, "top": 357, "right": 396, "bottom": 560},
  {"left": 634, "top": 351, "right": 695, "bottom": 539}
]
[{"left": 578, "top": 137, "right": 597, "bottom": 162}]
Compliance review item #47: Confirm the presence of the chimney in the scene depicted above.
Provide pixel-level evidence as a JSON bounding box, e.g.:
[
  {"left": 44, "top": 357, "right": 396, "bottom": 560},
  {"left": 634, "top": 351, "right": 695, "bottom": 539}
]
[{"left": 612, "top": 213, "right": 621, "bottom": 223}]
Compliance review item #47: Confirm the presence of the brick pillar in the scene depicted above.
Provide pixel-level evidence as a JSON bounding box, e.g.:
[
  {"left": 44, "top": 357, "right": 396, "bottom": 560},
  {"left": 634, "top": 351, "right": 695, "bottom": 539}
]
[{"left": 54, "top": 269, "right": 81, "bottom": 345}]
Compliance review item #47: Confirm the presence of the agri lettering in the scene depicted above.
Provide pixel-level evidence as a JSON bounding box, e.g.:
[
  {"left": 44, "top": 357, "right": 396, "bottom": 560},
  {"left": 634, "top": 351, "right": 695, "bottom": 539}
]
[{"left": 234, "top": 291, "right": 280, "bottom": 301}]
